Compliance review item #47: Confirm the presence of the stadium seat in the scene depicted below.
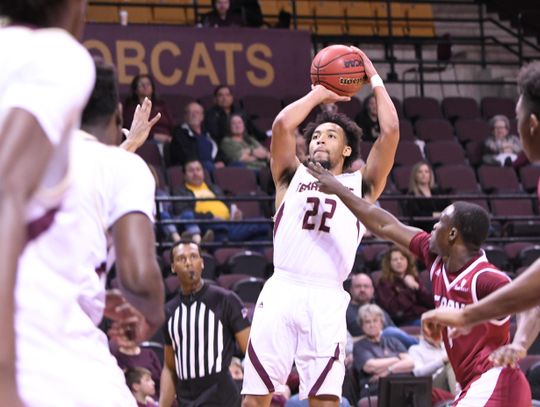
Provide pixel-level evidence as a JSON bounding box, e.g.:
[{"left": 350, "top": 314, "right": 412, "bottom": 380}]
[
  {"left": 415, "top": 119, "right": 455, "bottom": 142},
  {"left": 481, "top": 96, "right": 515, "bottom": 119},
  {"left": 201, "top": 252, "right": 217, "bottom": 280},
  {"left": 425, "top": 140, "right": 466, "bottom": 166},
  {"left": 504, "top": 242, "right": 534, "bottom": 269},
  {"left": 455, "top": 118, "right": 491, "bottom": 145},
  {"left": 214, "top": 247, "right": 243, "bottom": 266},
  {"left": 228, "top": 250, "right": 268, "bottom": 278},
  {"left": 166, "top": 166, "right": 185, "bottom": 190},
  {"left": 232, "top": 277, "right": 265, "bottom": 303},
  {"left": 399, "top": 119, "right": 416, "bottom": 141},
  {"left": 392, "top": 165, "right": 414, "bottom": 193},
  {"left": 464, "top": 140, "right": 484, "bottom": 167},
  {"left": 490, "top": 198, "right": 534, "bottom": 217},
  {"left": 520, "top": 165, "right": 540, "bottom": 193},
  {"left": 216, "top": 273, "right": 251, "bottom": 290},
  {"left": 213, "top": 167, "right": 259, "bottom": 194},
  {"left": 394, "top": 141, "right": 424, "bottom": 166},
  {"left": 360, "top": 244, "right": 389, "bottom": 270},
  {"left": 519, "top": 245, "right": 540, "bottom": 268},
  {"left": 136, "top": 141, "right": 163, "bottom": 167},
  {"left": 403, "top": 97, "right": 443, "bottom": 121},
  {"left": 477, "top": 165, "right": 521, "bottom": 193},
  {"left": 435, "top": 164, "right": 479, "bottom": 193},
  {"left": 442, "top": 97, "right": 481, "bottom": 121},
  {"left": 483, "top": 245, "right": 510, "bottom": 271}
]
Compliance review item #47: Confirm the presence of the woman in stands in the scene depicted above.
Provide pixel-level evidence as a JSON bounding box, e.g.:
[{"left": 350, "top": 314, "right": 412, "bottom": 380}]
[
  {"left": 220, "top": 113, "right": 270, "bottom": 170},
  {"left": 482, "top": 114, "right": 523, "bottom": 166},
  {"left": 123, "top": 74, "right": 174, "bottom": 143},
  {"left": 403, "top": 161, "right": 449, "bottom": 231},
  {"left": 375, "top": 246, "right": 434, "bottom": 326}
]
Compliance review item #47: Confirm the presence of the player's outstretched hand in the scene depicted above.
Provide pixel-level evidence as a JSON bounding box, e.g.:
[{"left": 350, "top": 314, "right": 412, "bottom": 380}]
[
  {"left": 349, "top": 47, "right": 377, "bottom": 81},
  {"left": 489, "top": 344, "right": 526, "bottom": 368},
  {"left": 311, "top": 84, "right": 351, "bottom": 105},
  {"left": 422, "top": 308, "right": 472, "bottom": 340},
  {"left": 121, "top": 97, "right": 161, "bottom": 152},
  {"left": 307, "top": 161, "right": 346, "bottom": 195},
  {"left": 104, "top": 289, "right": 152, "bottom": 345}
]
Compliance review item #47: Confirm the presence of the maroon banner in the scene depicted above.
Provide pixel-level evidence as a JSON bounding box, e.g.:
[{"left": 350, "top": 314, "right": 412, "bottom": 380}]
[{"left": 83, "top": 24, "right": 312, "bottom": 98}]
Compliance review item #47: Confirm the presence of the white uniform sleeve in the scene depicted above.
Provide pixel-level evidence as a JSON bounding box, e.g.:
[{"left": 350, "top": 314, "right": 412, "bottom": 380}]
[
  {"left": 3, "top": 30, "right": 95, "bottom": 145},
  {"left": 107, "top": 150, "right": 156, "bottom": 227}
]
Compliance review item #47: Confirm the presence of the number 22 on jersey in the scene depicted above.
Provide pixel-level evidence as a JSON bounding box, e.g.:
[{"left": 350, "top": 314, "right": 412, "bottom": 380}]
[{"left": 302, "top": 197, "right": 337, "bottom": 232}]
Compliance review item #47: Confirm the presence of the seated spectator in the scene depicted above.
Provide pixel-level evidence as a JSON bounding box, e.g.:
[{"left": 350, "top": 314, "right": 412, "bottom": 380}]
[
  {"left": 220, "top": 114, "right": 270, "bottom": 170},
  {"left": 402, "top": 161, "right": 449, "bottom": 231},
  {"left": 346, "top": 273, "right": 418, "bottom": 348},
  {"left": 172, "top": 159, "right": 270, "bottom": 242},
  {"left": 482, "top": 114, "right": 523, "bottom": 166},
  {"left": 111, "top": 341, "right": 162, "bottom": 399},
  {"left": 375, "top": 246, "right": 434, "bottom": 326},
  {"left": 353, "top": 304, "right": 414, "bottom": 397},
  {"left": 125, "top": 367, "right": 158, "bottom": 407},
  {"left": 408, "top": 335, "right": 456, "bottom": 396},
  {"left": 354, "top": 94, "right": 380, "bottom": 142},
  {"left": 204, "top": 85, "right": 265, "bottom": 143},
  {"left": 170, "top": 101, "right": 224, "bottom": 172},
  {"left": 123, "top": 74, "right": 174, "bottom": 143},
  {"left": 200, "top": 0, "right": 243, "bottom": 27}
]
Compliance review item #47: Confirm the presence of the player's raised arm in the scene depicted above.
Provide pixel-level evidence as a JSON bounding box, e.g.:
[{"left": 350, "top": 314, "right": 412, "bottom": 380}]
[
  {"left": 308, "top": 162, "right": 421, "bottom": 248},
  {"left": 354, "top": 49, "right": 400, "bottom": 202},
  {"left": 270, "top": 85, "right": 350, "bottom": 187}
]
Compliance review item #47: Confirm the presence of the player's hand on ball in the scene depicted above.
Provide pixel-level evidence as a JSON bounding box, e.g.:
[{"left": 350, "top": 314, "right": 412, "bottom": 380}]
[
  {"left": 349, "top": 47, "right": 377, "bottom": 81},
  {"left": 489, "top": 344, "right": 526, "bottom": 368},
  {"left": 307, "top": 161, "right": 345, "bottom": 195},
  {"left": 311, "top": 84, "right": 351, "bottom": 104}
]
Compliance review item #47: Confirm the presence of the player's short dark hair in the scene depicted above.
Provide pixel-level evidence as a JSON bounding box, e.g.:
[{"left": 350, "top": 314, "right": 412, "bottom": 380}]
[
  {"left": 303, "top": 111, "right": 362, "bottom": 169},
  {"left": 451, "top": 201, "right": 490, "bottom": 250},
  {"left": 125, "top": 367, "right": 151, "bottom": 391},
  {"left": 518, "top": 61, "right": 540, "bottom": 118},
  {"left": 81, "top": 60, "right": 119, "bottom": 127},
  {"left": 170, "top": 239, "right": 201, "bottom": 263},
  {"left": 0, "top": 0, "right": 64, "bottom": 26}
]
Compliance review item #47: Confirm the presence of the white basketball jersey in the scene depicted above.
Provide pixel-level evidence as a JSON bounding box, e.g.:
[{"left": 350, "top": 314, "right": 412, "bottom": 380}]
[{"left": 273, "top": 164, "right": 365, "bottom": 283}]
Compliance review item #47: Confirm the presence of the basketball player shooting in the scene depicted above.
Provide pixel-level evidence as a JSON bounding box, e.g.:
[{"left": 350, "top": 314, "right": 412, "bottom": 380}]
[
  {"left": 241, "top": 47, "right": 399, "bottom": 407},
  {"left": 307, "top": 163, "right": 531, "bottom": 406}
]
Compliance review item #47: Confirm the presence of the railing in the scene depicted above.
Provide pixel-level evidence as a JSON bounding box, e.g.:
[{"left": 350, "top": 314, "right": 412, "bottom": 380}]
[{"left": 154, "top": 192, "right": 540, "bottom": 250}]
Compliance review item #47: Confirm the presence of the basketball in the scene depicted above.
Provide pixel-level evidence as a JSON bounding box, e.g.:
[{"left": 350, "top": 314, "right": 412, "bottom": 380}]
[{"left": 310, "top": 44, "right": 366, "bottom": 97}]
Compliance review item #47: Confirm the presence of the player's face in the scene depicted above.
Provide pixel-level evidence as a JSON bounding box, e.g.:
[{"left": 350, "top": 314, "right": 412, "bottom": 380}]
[
  {"left": 350, "top": 275, "right": 374, "bottom": 304},
  {"left": 415, "top": 164, "right": 431, "bottom": 187},
  {"left": 184, "top": 161, "right": 205, "bottom": 186},
  {"left": 362, "top": 314, "right": 383, "bottom": 339},
  {"left": 139, "top": 373, "right": 156, "bottom": 396},
  {"left": 429, "top": 205, "right": 454, "bottom": 255},
  {"left": 308, "top": 122, "right": 351, "bottom": 170},
  {"left": 516, "top": 96, "right": 540, "bottom": 162},
  {"left": 171, "top": 243, "right": 204, "bottom": 286},
  {"left": 389, "top": 250, "right": 408, "bottom": 277}
]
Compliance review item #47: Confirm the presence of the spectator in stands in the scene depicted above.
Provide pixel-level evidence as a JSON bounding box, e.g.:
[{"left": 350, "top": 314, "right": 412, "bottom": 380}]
[
  {"left": 170, "top": 101, "right": 224, "bottom": 172},
  {"left": 353, "top": 304, "right": 414, "bottom": 397},
  {"left": 200, "top": 0, "right": 243, "bottom": 27},
  {"left": 123, "top": 74, "right": 174, "bottom": 143},
  {"left": 220, "top": 114, "right": 270, "bottom": 170},
  {"left": 159, "top": 240, "right": 250, "bottom": 407},
  {"left": 408, "top": 334, "right": 456, "bottom": 395},
  {"left": 354, "top": 94, "right": 380, "bottom": 143},
  {"left": 482, "top": 114, "right": 523, "bottom": 166},
  {"left": 204, "top": 85, "right": 265, "bottom": 143},
  {"left": 403, "top": 161, "right": 449, "bottom": 231},
  {"left": 347, "top": 273, "right": 418, "bottom": 348},
  {"left": 125, "top": 367, "right": 158, "bottom": 407},
  {"left": 111, "top": 341, "right": 162, "bottom": 398},
  {"left": 172, "top": 159, "right": 270, "bottom": 242},
  {"left": 375, "top": 246, "right": 434, "bottom": 326}
]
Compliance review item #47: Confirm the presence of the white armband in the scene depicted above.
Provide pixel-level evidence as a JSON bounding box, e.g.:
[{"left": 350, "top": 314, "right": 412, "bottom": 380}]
[{"left": 370, "top": 74, "right": 384, "bottom": 89}]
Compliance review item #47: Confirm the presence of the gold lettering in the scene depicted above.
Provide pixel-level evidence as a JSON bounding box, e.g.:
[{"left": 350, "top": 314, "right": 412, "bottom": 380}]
[
  {"left": 186, "top": 42, "right": 219, "bottom": 86},
  {"left": 151, "top": 41, "right": 182, "bottom": 86},
  {"left": 83, "top": 40, "right": 113, "bottom": 64},
  {"left": 116, "top": 41, "right": 148, "bottom": 85},
  {"left": 246, "top": 44, "right": 274, "bottom": 87},
  {"left": 214, "top": 43, "right": 243, "bottom": 86}
]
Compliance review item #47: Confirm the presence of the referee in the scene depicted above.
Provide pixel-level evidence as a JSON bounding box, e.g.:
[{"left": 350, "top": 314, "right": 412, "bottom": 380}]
[{"left": 159, "top": 240, "right": 251, "bottom": 407}]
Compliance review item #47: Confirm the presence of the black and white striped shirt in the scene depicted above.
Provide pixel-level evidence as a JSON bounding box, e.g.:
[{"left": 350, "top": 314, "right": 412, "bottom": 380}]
[{"left": 164, "top": 283, "right": 250, "bottom": 381}]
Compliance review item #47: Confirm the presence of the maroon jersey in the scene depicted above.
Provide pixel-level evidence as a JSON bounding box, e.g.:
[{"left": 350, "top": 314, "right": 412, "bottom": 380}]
[{"left": 410, "top": 232, "right": 511, "bottom": 388}]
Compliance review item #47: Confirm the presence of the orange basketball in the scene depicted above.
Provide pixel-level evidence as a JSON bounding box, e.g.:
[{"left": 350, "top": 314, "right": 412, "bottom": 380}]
[{"left": 310, "top": 44, "right": 366, "bottom": 97}]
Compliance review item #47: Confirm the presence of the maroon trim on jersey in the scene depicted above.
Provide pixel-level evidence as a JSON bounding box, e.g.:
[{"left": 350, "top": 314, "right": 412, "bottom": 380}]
[
  {"left": 273, "top": 204, "right": 285, "bottom": 238},
  {"left": 247, "top": 342, "right": 275, "bottom": 392},
  {"left": 26, "top": 207, "right": 59, "bottom": 243},
  {"left": 308, "top": 344, "right": 340, "bottom": 397},
  {"left": 95, "top": 262, "right": 106, "bottom": 278}
]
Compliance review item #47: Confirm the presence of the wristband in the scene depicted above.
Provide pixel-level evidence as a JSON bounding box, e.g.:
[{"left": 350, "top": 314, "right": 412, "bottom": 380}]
[{"left": 370, "top": 74, "right": 384, "bottom": 89}]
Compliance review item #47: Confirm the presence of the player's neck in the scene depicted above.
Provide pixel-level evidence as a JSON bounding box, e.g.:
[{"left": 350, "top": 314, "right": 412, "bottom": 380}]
[{"left": 444, "top": 247, "right": 481, "bottom": 274}]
